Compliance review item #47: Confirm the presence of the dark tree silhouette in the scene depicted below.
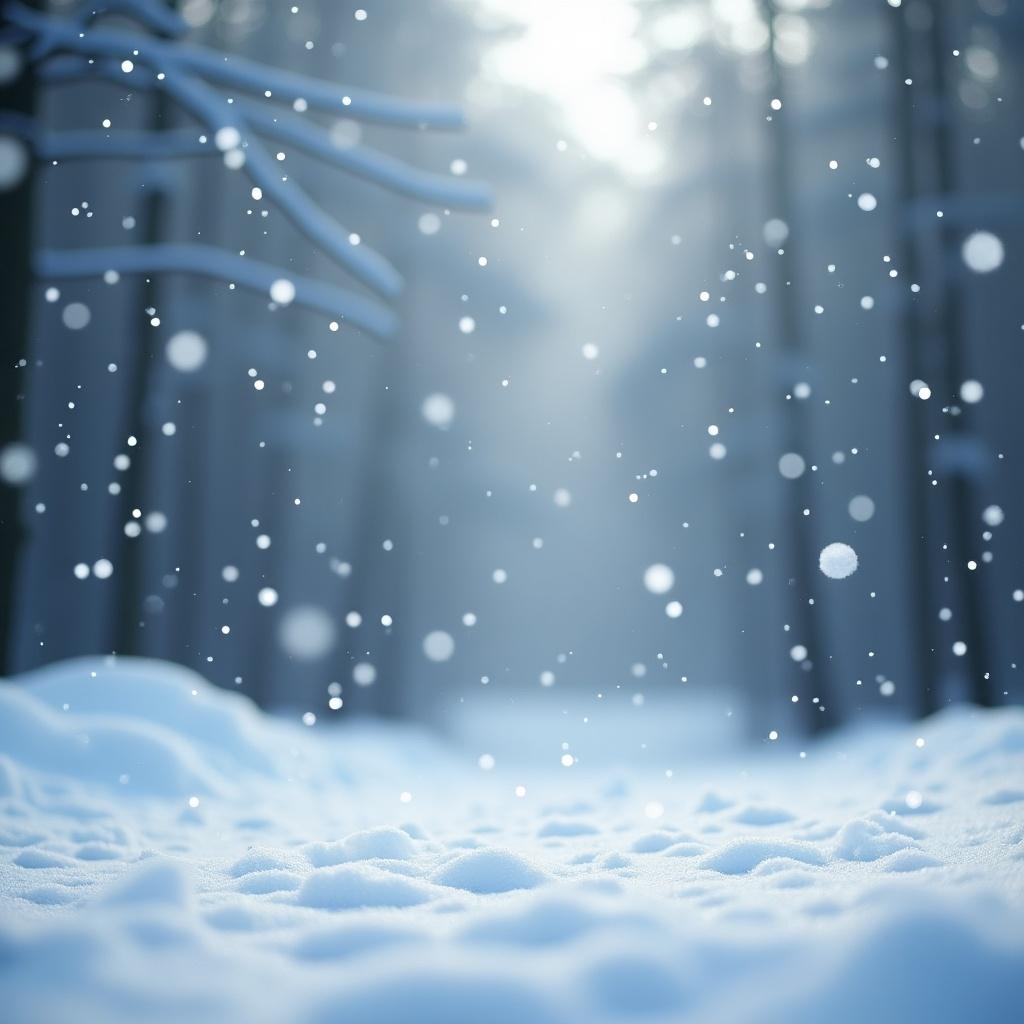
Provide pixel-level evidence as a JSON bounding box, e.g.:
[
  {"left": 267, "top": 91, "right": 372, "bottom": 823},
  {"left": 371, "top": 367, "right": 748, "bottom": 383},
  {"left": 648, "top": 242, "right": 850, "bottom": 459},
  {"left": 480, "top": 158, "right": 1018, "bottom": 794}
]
[
  {"left": 891, "top": 0, "right": 940, "bottom": 718},
  {"left": 0, "top": 0, "right": 38, "bottom": 683},
  {"left": 0, "top": 0, "right": 491, "bottom": 671},
  {"left": 889, "top": 0, "right": 995, "bottom": 712},
  {"left": 2, "top": 0, "right": 490, "bottom": 331},
  {"left": 759, "top": 0, "right": 831, "bottom": 732},
  {"left": 922, "top": 0, "right": 994, "bottom": 708}
]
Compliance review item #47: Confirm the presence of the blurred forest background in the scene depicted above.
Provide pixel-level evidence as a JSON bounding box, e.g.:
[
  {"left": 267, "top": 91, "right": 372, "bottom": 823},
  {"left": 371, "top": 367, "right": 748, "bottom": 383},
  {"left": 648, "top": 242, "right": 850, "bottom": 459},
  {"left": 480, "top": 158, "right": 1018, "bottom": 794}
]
[{"left": 1, "top": 0, "right": 1022, "bottom": 756}]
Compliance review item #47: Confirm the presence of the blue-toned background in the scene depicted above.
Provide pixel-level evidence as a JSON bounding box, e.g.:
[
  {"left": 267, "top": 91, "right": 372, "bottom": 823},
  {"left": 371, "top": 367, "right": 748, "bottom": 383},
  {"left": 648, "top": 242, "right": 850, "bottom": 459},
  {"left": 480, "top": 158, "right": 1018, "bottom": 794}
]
[{"left": 2, "top": 0, "right": 1021, "bottom": 748}]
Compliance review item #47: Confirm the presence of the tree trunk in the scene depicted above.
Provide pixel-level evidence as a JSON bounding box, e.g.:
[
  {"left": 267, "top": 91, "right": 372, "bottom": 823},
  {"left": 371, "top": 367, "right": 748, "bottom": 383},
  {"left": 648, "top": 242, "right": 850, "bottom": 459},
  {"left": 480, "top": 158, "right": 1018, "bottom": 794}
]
[{"left": 0, "top": 16, "right": 38, "bottom": 674}]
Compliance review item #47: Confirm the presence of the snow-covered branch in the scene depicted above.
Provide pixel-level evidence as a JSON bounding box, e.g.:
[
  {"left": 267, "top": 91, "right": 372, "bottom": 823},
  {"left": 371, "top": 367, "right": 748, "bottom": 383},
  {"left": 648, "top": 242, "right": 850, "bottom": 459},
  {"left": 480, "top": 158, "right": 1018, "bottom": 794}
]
[
  {"left": 77, "top": 0, "right": 188, "bottom": 38},
  {"left": 237, "top": 101, "right": 493, "bottom": 211},
  {"left": 36, "top": 244, "right": 399, "bottom": 337},
  {"left": 32, "top": 59, "right": 492, "bottom": 209},
  {"left": 158, "top": 68, "right": 405, "bottom": 298},
  {"left": 2, "top": 0, "right": 491, "bottom": 335},
  {"left": 5, "top": 99, "right": 492, "bottom": 210},
  {"left": 0, "top": 111, "right": 209, "bottom": 159},
  {"left": 7, "top": 2, "right": 467, "bottom": 128}
]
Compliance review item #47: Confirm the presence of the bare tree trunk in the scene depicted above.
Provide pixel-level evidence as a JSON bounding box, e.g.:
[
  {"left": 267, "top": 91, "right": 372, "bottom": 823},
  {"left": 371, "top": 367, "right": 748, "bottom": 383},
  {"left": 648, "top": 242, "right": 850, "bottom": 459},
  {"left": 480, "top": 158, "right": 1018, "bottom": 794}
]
[
  {"left": 891, "top": 3, "right": 940, "bottom": 718},
  {"left": 760, "top": 0, "right": 830, "bottom": 732},
  {"left": 113, "top": 9, "right": 175, "bottom": 658},
  {"left": 0, "top": 4, "right": 39, "bottom": 673},
  {"left": 925, "top": 0, "right": 994, "bottom": 707}
]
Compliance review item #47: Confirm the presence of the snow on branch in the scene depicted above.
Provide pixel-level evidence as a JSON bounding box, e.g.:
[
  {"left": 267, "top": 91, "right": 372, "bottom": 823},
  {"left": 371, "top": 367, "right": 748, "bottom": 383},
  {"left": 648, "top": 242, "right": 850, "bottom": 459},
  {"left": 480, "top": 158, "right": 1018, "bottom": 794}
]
[
  {"left": 0, "top": 111, "right": 209, "bottom": 160},
  {"left": 4, "top": 0, "right": 492, "bottom": 337},
  {"left": 33, "top": 56, "right": 493, "bottom": 211},
  {"left": 237, "top": 102, "right": 493, "bottom": 211},
  {"left": 159, "top": 68, "right": 406, "bottom": 298},
  {"left": 70, "top": 0, "right": 188, "bottom": 40},
  {"left": 37, "top": 244, "right": 400, "bottom": 337},
  {"left": 6, "top": 2, "right": 467, "bottom": 127}
]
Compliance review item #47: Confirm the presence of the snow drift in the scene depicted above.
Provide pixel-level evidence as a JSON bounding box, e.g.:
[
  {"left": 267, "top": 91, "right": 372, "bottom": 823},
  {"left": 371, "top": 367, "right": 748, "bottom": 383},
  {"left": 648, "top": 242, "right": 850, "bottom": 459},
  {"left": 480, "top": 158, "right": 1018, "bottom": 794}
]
[{"left": 0, "top": 656, "right": 1022, "bottom": 1023}]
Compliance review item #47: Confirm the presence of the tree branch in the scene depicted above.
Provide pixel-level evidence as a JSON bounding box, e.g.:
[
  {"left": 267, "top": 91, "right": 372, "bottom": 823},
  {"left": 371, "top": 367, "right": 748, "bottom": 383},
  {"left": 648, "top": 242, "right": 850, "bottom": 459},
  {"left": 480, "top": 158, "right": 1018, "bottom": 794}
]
[
  {"left": 4, "top": 1, "right": 490, "bottom": 330},
  {"left": 7, "top": 2, "right": 466, "bottom": 128},
  {"left": 80, "top": 0, "right": 188, "bottom": 39},
  {"left": 0, "top": 110, "right": 210, "bottom": 159},
  {"left": 36, "top": 243, "right": 399, "bottom": 338},
  {"left": 239, "top": 100, "right": 493, "bottom": 210},
  {"left": 158, "top": 68, "right": 404, "bottom": 298},
  {"left": 12, "top": 73, "right": 492, "bottom": 210}
]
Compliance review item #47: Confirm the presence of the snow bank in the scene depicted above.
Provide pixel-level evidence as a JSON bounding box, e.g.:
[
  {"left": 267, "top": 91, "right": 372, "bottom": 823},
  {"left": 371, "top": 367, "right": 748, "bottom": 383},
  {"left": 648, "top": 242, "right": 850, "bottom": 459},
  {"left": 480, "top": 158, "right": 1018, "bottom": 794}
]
[
  {"left": 0, "top": 657, "right": 275, "bottom": 797},
  {"left": 433, "top": 848, "right": 547, "bottom": 893},
  {"left": 0, "top": 657, "right": 1022, "bottom": 1023}
]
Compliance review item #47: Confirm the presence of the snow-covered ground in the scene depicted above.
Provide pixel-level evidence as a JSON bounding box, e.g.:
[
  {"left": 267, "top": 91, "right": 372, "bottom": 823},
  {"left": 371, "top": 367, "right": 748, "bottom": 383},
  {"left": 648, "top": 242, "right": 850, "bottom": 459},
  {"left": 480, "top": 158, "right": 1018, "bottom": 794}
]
[{"left": 1, "top": 658, "right": 1022, "bottom": 1023}]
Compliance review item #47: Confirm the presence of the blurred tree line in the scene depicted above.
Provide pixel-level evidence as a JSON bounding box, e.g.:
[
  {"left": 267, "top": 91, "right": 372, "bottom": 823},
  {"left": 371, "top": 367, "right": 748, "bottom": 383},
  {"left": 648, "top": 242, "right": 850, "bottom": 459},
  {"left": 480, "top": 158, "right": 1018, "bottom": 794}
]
[{"left": 0, "top": 0, "right": 1020, "bottom": 736}]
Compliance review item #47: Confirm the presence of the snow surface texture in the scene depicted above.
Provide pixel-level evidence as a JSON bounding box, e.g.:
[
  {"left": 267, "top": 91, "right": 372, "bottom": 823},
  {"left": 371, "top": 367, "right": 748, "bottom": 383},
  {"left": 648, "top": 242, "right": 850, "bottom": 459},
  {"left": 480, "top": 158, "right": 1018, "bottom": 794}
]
[{"left": 1, "top": 658, "right": 1022, "bottom": 1023}]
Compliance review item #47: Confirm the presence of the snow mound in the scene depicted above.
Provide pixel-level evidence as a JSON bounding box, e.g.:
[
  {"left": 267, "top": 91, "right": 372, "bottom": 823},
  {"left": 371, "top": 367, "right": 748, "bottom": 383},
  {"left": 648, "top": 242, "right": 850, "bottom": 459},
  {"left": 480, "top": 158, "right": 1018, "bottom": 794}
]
[
  {"left": 13, "top": 848, "right": 73, "bottom": 870},
  {"left": 0, "top": 656, "right": 1022, "bottom": 1023},
  {"left": 306, "top": 827, "right": 416, "bottom": 866},
  {"left": 433, "top": 849, "right": 547, "bottom": 893},
  {"left": 630, "top": 831, "right": 678, "bottom": 853},
  {"left": 296, "top": 865, "right": 433, "bottom": 910},
  {"left": 0, "top": 657, "right": 277, "bottom": 796},
  {"left": 20, "top": 657, "right": 273, "bottom": 774},
  {"left": 0, "top": 684, "right": 217, "bottom": 798},
  {"left": 832, "top": 819, "right": 918, "bottom": 861},
  {"left": 700, "top": 838, "right": 827, "bottom": 874},
  {"left": 662, "top": 841, "right": 705, "bottom": 858},
  {"left": 228, "top": 847, "right": 304, "bottom": 877},
  {"left": 236, "top": 870, "right": 302, "bottom": 894}
]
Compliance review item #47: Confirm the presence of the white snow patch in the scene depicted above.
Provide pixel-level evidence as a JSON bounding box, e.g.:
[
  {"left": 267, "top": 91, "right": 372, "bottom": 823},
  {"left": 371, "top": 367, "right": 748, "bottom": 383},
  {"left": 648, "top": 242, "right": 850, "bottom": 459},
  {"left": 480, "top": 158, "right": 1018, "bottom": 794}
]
[{"left": 0, "top": 657, "right": 1021, "bottom": 1023}]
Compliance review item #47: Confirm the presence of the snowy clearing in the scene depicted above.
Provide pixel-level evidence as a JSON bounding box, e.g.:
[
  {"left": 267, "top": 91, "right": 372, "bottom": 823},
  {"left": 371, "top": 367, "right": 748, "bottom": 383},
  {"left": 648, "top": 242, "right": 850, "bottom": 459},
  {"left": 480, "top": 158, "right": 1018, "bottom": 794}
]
[{"left": 0, "top": 657, "right": 1022, "bottom": 1023}]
